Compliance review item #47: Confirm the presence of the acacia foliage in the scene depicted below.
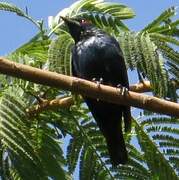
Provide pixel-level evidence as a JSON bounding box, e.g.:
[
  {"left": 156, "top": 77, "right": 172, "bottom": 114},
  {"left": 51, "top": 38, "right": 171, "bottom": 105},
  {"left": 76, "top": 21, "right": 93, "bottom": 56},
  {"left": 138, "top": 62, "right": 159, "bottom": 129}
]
[{"left": 0, "top": 0, "right": 178, "bottom": 179}]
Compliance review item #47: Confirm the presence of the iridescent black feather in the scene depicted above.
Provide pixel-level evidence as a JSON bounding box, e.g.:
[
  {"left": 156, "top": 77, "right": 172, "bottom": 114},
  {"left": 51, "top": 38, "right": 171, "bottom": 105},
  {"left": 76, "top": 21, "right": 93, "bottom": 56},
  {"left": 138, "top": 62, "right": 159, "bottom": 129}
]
[{"left": 62, "top": 16, "right": 131, "bottom": 166}]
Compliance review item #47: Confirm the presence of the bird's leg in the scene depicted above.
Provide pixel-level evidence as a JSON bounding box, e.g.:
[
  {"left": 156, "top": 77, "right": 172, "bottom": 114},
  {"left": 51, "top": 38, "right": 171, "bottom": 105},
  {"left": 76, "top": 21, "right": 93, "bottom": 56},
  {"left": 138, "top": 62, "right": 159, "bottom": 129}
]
[
  {"left": 92, "top": 77, "right": 103, "bottom": 88},
  {"left": 92, "top": 78, "right": 97, "bottom": 82},
  {"left": 117, "top": 84, "right": 129, "bottom": 96},
  {"left": 92, "top": 78, "right": 103, "bottom": 102}
]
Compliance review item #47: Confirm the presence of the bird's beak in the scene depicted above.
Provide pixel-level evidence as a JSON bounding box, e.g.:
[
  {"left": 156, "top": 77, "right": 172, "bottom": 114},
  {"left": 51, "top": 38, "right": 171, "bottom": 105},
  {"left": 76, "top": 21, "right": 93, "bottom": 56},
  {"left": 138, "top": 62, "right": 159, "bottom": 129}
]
[
  {"left": 60, "top": 16, "right": 80, "bottom": 27},
  {"left": 60, "top": 16, "right": 81, "bottom": 43},
  {"left": 60, "top": 16, "right": 70, "bottom": 23}
]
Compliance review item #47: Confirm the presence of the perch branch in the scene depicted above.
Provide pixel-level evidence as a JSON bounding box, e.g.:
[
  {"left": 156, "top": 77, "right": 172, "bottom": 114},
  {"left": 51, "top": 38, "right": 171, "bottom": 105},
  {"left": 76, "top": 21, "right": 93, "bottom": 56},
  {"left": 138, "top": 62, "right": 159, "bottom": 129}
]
[
  {"left": 27, "top": 82, "right": 151, "bottom": 116},
  {"left": 26, "top": 96, "right": 74, "bottom": 116},
  {"left": 0, "top": 57, "right": 179, "bottom": 117}
]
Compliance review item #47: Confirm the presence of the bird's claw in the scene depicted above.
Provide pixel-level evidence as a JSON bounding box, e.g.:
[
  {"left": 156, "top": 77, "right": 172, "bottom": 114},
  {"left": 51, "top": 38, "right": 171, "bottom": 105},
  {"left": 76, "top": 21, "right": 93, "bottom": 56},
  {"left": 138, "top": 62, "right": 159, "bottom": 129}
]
[
  {"left": 92, "top": 78, "right": 96, "bottom": 82},
  {"left": 92, "top": 77, "right": 103, "bottom": 88},
  {"left": 117, "top": 84, "right": 129, "bottom": 96}
]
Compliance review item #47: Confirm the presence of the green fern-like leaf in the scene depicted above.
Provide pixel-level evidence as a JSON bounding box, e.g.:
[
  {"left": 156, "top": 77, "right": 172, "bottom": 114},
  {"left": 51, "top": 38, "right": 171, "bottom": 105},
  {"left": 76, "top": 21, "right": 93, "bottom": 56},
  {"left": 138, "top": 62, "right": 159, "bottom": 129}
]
[
  {"left": 79, "top": 146, "right": 96, "bottom": 180},
  {"left": 155, "top": 41, "right": 179, "bottom": 65},
  {"left": 85, "top": 1, "right": 135, "bottom": 19},
  {"left": 0, "top": 2, "right": 27, "bottom": 16},
  {"left": 0, "top": 2, "right": 40, "bottom": 29},
  {"left": 0, "top": 87, "right": 67, "bottom": 179},
  {"left": 150, "top": 33, "right": 179, "bottom": 46},
  {"left": 48, "top": 0, "right": 134, "bottom": 35},
  {"left": 33, "top": 125, "right": 66, "bottom": 180},
  {"left": 48, "top": 32, "right": 73, "bottom": 75},
  {"left": 142, "top": 6, "right": 177, "bottom": 32},
  {"left": 135, "top": 122, "right": 178, "bottom": 180},
  {"left": 147, "top": 19, "right": 179, "bottom": 35},
  {"left": 167, "top": 61, "right": 179, "bottom": 80},
  {"left": 14, "top": 40, "right": 50, "bottom": 64},
  {"left": 0, "top": 87, "right": 46, "bottom": 179},
  {"left": 138, "top": 115, "right": 179, "bottom": 177},
  {"left": 6, "top": 32, "right": 50, "bottom": 67},
  {"left": 83, "top": 12, "right": 129, "bottom": 36},
  {"left": 63, "top": 0, "right": 134, "bottom": 20},
  {"left": 66, "top": 135, "right": 83, "bottom": 174},
  {"left": 119, "top": 32, "right": 169, "bottom": 97},
  {"left": 113, "top": 165, "right": 149, "bottom": 180}
]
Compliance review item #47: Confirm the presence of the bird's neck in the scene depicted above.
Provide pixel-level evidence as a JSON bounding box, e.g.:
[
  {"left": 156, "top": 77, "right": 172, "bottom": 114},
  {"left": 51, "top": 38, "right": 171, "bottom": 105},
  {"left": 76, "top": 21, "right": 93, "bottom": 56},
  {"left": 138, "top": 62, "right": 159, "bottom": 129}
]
[{"left": 77, "top": 27, "right": 104, "bottom": 43}]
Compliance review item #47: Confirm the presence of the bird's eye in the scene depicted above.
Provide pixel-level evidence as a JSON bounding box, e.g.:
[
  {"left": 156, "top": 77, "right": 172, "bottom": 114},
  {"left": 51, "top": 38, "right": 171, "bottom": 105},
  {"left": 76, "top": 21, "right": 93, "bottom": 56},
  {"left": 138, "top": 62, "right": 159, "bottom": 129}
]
[
  {"left": 80, "top": 19, "right": 91, "bottom": 25},
  {"left": 81, "top": 19, "right": 86, "bottom": 24}
]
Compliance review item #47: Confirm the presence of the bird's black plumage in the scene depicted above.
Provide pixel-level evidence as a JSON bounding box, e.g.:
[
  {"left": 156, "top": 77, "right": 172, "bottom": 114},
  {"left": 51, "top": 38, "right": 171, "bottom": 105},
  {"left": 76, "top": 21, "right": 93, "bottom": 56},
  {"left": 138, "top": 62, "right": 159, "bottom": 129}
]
[{"left": 62, "top": 17, "right": 131, "bottom": 166}]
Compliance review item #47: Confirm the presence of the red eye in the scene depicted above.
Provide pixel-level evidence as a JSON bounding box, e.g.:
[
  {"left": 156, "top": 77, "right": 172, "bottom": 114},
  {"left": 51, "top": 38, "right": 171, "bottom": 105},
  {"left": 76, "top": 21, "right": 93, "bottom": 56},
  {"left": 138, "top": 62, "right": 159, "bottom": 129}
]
[
  {"left": 81, "top": 19, "right": 86, "bottom": 24},
  {"left": 80, "top": 19, "right": 91, "bottom": 25}
]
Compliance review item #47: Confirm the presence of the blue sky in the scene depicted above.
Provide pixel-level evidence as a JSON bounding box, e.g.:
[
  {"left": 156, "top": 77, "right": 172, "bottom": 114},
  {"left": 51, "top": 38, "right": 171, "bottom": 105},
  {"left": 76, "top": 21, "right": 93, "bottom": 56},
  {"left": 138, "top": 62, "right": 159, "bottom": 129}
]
[
  {"left": 0, "top": 1, "right": 178, "bottom": 179},
  {"left": 0, "top": 0, "right": 178, "bottom": 55}
]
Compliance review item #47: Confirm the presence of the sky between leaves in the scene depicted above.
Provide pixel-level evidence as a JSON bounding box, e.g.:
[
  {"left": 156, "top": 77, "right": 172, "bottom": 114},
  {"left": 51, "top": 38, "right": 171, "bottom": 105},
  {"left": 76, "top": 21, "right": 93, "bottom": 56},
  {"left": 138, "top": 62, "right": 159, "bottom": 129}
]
[
  {"left": 0, "top": 0, "right": 178, "bottom": 112},
  {"left": 0, "top": 1, "right": 178, "bottom": 179},
  {"left": 0, "top": 0, "right": 178, "bottom": 56}
]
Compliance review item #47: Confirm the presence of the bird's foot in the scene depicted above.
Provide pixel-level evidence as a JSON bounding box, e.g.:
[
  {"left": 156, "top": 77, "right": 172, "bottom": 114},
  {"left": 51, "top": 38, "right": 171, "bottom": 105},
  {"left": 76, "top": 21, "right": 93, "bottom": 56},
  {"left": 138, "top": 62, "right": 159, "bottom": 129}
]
[
  {"left": 92, "top": 78, "right": 103, "bottom": 102},
  {"left": 117, "top": 84, "right": 129, "bottom": 96},
  {"left": 92, "top": 78, "right": 103, "bottom": 88}
]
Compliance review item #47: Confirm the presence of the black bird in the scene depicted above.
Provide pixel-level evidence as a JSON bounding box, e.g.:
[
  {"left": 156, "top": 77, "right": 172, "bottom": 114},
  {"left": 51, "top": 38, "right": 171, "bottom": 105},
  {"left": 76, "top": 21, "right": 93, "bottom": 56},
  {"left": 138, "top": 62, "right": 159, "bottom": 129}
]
[{"left": 61, "top": 17, "right": 131, "bottom": 166}]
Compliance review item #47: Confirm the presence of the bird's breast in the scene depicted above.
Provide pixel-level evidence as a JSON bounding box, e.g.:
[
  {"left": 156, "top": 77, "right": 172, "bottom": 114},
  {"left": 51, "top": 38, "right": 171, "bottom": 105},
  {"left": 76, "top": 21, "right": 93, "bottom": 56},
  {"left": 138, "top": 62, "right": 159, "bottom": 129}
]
[
  {"left": 76, "top": 35, "right": 111, "bottom": 59},
  {"left": 74, "top": 36, "right": 112, "bottom": 80}
]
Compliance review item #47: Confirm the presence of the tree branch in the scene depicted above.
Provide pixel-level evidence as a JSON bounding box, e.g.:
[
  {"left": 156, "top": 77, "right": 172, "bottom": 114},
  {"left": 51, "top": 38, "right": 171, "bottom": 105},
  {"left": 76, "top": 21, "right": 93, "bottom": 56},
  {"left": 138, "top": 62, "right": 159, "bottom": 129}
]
[
  {"left": 26, "top": 97, "right": 74, "bottom": 116},
  {"left": 27, "top": 82, "right": 151, "bottom": 116},
  {"left": 130, "top": 81, "right": 151, "bottom": 92},
  {"left": 0, "top": 57, "right": 179, "bottom": 117}
]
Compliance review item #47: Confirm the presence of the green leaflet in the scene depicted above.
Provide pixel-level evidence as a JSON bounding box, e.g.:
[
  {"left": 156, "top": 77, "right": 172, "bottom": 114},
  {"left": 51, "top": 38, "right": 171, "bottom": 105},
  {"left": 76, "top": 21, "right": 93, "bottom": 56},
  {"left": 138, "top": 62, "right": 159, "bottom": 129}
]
[
  {"left": 0, "top": 0, "right": 179, "bottom": 179},
  {"left": 48, "top": 0, "right": 133, "bottom": 35},
  {"left": 48, "top": 32, "right": 73, "bottom": 75},
  {"left": 0, "top": 88, "right": 45, "bottom": 179},
  {"left": 136, "top": 121, "right": 178, "bottom": 180},
  {"left": 119, "top": 32, "right": 170, "bottom": 98},
  {"left": 138, "top": 115, "right": 179, "bottom": 178},
  {"left": 167, "top": 61, "right": 179, "bottom": 80},
  {"left": 0, "top": 2, "right": 28, "bottom": 16},
  {"left": 79, "top": 147, "right": 96, "bottom": 180},
  {"left": 81, "top": 0, "right": 135, "bottom": 19},
  {"left": 142, "top": 6, "right": 177, "bottom": 32},
  {"left": 66, "top": 135, "right": 83, "bottom": 174},
  {"left": 0, "top": 2, "right": 40, "bottom": 29},
  {"left": 0, "top": 87, "right": 67, "bottom": 179}
]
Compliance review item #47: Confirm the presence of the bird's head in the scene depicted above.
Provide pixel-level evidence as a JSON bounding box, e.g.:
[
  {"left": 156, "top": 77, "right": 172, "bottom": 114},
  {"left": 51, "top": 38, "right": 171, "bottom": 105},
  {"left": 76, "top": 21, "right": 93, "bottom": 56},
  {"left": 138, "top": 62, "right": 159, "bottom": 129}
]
[{"left": 61, "top": 16, "right": 92, "bottom": 43}]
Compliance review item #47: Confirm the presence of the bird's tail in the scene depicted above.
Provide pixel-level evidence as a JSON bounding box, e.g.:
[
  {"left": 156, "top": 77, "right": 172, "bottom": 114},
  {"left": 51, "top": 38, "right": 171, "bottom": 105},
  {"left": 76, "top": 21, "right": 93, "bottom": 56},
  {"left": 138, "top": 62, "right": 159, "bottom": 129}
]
[
  {"left": 123, "top": 106, "right": 131, "bottom": 132},
  {"left": 103, "top": 120, "right": 128, "bottom": 166}
]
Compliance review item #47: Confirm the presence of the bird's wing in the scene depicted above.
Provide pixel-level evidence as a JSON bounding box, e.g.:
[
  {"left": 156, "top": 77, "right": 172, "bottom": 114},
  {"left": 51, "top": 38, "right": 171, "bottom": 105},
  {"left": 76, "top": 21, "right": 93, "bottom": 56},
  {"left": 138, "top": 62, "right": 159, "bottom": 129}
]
[
  {"left": 102, "top": 41, "right": 131, "bottom": 132},
  {"left": 103, "top": 43, "right": 129, "bottom": 87},
  {"left": 71, "top": 46, "right": 80, "bottom": 77}
]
